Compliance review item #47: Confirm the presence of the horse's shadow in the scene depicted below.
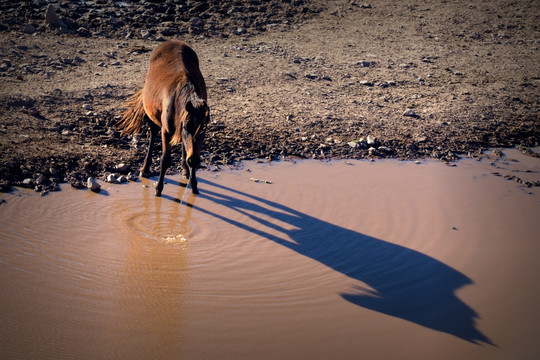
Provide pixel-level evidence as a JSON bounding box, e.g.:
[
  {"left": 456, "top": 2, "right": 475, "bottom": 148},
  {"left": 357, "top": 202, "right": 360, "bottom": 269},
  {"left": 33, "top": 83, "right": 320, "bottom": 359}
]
[{"left": 176, "top": 178, "right": 494, "bottom": 345}]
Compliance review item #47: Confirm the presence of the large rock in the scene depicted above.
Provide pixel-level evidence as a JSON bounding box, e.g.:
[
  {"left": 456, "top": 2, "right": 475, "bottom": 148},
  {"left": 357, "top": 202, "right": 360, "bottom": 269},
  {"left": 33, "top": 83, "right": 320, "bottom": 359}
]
[{"left": 45, "top": 5, "right": 66, "bottom": 29}]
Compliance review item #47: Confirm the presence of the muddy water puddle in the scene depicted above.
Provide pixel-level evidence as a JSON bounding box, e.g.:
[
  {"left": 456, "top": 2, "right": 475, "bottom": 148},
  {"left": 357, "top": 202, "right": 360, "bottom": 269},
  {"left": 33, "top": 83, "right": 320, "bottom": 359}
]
[{"left": 1, "top": 152, "right": 540, "bottom": 360}]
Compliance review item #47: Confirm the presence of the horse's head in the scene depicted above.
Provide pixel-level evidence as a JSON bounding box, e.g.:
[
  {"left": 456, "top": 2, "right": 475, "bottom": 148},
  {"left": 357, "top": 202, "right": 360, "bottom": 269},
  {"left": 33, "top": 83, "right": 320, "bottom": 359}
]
[{"left": 182, "top": 94, "right": 209, "bottom": 193}]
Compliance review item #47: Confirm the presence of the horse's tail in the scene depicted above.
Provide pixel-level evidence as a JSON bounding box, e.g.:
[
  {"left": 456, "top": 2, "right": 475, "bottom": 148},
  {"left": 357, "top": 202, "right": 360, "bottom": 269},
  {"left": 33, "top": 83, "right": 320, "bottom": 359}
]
[{"left": 116, "top": 89, "right": 146, "bottom": 135}]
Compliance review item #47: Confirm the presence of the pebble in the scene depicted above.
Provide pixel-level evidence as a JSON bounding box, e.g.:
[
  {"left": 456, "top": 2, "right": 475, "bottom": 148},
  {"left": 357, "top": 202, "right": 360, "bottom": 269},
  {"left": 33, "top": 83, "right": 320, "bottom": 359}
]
[
  {"left": 347, "top": 141, "right": 359, "bottom": 148},
  {"left": 127, "top": 172, "right": 138, "bottom": 181},
  {"left": 106, "top": 173, "right": 117, "bottom": 183},
  {"left": 87, "top": 177, "right": 101, "bottom": 192},
  {"left": 35, "top": 174, "right": 45, "bottom": 185},
  {"left": 22, "top": 178, "right": 33, "bottom": 187},
  {"left": 250, "top": 178, "right": 272, "bottom": 184},
  {"left": 82, "top": 104, "right": 92, "bottom": 110},
  {"left": 22, "top": 24, "right": 36, "bottom": 34},
  {"left": 403, "top": 109, "right": 417, "bottom": 117},
  {"left": 356, "top": 60, "right": 375, "bottom": 67},
  {"left": 233, "top": 27, "right": 246, "bottom": 35},
  {"left": 366, "top": 135, "right": 376, "bottom": 145},
  {"left": 115, "top": 163, "right": 129, "bottom": 172},
  {"left": 116, "top": 175, "right": 127, "bottom": 183}
]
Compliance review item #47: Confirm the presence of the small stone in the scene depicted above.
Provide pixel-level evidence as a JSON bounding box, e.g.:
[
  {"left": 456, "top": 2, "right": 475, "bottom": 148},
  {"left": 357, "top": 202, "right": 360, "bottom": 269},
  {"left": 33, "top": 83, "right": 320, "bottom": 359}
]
[
  {"left": 415, "top": 135, "right": 427, "bottom": 143},
  {"left": 69, "top": 178, "right": 84, "bottom": 189},
  {"left": 22, "top": 24, "right": 36, "bottom": 34},
  {"left": 87, "top": 177, "right": 101, "bottom": 192},
  {"left": 115, "top": 163, "right": 129, "bottom": 172},
  {"left": 356, "top": 60, "right": 374, "bottom": 67},
  {"left": 403, "top": 109, "right": 417, "bottom": 117},
  {"left": 27, "top": 108, "right": 39, "bottom": 116},
  {"left": 127, "top": 172, "right": 138, "bottom": 181},
  {"left": 233, "top": 27, "right": 246, "bottom": 35},
  {"left": 82, "top": 104, "right": 92, "bottom": 110},
  {"left": 116, "top": 175, "right": 128, "bottom": 184},
  {"left": 367, "top": 135, "right": 376, "bottom": 145},
  {"left": 35, "top": 174, "right": 45, "bottom": 185},
  {"left": 22, "top": 178, "right": 33, "bottom": 187},
  {"left": 305, "top": 73, "right": 318, "bottom": 80},
  {"left": 49, "top": 167, "right": 61, "bottom": 177},
  {"left": 378, "top": 146, "right": 393, "bottom": 153},
  {"left": 359, "top": 80, "right": 373, "bottom": 86},
  {"left": 77, "top": 27, "right": 90, "bottom": 37},
  {"left": 347, "top": 141, "right": 359, "bottom": 148},
  {"left": 106, "top": 174, "right": 117, "bottom": 183}
]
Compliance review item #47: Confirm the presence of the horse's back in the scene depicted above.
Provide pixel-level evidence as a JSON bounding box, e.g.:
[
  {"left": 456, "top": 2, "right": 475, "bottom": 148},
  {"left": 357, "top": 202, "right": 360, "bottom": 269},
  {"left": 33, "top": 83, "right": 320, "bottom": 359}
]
[{"left": 146, "top": 40, "right": 206, "bottom": 100}]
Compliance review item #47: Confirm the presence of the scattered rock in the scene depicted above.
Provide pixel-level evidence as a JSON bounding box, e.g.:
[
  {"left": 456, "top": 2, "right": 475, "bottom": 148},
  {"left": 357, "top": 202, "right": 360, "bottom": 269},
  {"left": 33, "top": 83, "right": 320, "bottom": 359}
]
[
  {"left": 22, "top": 24, "right": 36, "bottom": 34},
  {"left": 127, "top": 172, "right": 138, "bottom": 181},
  {"left": 106, "top": 173, "right": 117, "bottom": 183},
  {"left": 69, "top": 178, "right": 84, "bottom": 189},
  {"left": 116, "top": 175, "right": 127, "bottom": 183},
  {"left": 22, "top": 178, "right": 33, "bottom": 187},
  {"left": 0, "top": 180, "right": 12, "bottom": 193},
  {"left": 77, "top": 27, "right": 90, "bottom": 37},
  {"left": 87, "top": 177, "right": 101, "bottom": 192},
  {"left": 367, "top": 135, "right": 376, "bottom": 145},
  {"left": 35, "top": 174, "right": 45, "bottom": 185},
  {"left": 403, "top": 109, "right": 418, "bottom": 117},
  {"left": 45, "top": 5, "right": 66, "bottom": 30},
  {"left": 115, "top": 163, "right": 129, "bottom": 173},
  {"left": 233, "top": 27, "right": 246, "bottom": 35},
  {"left": 356, "top": 60, "right": 375, "bottom": 67}
]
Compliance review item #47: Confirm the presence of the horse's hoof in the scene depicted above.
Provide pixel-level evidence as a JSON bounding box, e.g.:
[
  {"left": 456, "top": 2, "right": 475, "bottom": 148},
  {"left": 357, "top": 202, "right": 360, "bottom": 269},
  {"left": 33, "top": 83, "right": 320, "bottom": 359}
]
[
  {"left": 140, "top": 171, "right": 151, "bottom": 178},
  {"left": 191, "top": 187, "right": 199, "bottom": 195},
  {"left": 155, "top": 190, "right": 162, "bottom": 197}
]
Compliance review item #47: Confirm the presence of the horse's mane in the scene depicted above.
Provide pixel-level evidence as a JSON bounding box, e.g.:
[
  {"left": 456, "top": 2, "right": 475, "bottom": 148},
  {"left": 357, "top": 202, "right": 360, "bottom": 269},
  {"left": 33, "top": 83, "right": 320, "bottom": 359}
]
[{"left": 169, "top": 82, "right": 206, "bottom": 146}]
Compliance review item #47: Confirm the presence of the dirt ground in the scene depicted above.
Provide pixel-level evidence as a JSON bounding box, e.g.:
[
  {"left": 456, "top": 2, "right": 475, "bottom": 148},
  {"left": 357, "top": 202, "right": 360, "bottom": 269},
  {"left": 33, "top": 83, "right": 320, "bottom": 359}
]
[{"left": 0, "top": 0, "right": 539, "bottom": 193}]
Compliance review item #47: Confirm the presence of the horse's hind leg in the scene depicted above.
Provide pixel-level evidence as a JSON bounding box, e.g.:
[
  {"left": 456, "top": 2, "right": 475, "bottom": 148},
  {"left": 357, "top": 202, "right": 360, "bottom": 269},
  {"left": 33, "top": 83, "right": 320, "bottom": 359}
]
[
  {"left": 140, "top": 120, "right": 159, "bottom": 178},
  {"left": 155, "top": 132, "right": 172, "bottom": 197}
]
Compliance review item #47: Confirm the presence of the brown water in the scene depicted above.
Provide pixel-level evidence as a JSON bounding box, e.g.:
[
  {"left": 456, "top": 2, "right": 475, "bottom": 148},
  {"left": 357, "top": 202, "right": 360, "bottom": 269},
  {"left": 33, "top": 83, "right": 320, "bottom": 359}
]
[{"left": 1, "top": 151, "right": 540, "bottom": 360}]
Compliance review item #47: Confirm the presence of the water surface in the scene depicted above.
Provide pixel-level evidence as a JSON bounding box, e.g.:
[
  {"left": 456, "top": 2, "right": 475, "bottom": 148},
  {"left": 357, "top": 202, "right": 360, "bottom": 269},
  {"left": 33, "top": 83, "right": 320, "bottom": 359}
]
[{"left": 1, "top": 153, "right": 539, "bottom": 359}]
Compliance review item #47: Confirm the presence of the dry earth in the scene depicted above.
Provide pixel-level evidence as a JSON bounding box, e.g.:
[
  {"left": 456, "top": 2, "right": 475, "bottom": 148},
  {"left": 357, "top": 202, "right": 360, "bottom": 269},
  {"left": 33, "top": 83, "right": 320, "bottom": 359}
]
[{"left": 0, "top": 0, "right": 539, "bottom": 193}]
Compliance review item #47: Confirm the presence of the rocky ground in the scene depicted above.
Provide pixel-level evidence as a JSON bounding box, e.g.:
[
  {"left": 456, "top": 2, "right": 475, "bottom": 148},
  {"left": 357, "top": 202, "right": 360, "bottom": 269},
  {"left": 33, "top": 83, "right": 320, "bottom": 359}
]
[{"left": 0, "top": 0, "right": 539, "bottom": 194}]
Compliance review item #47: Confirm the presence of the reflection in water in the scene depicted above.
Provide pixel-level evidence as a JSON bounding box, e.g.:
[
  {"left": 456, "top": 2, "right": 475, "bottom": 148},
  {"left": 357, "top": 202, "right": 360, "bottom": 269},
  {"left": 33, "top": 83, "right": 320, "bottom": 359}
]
[
  {"left": 106, "top": 179, "right": 196, "bottom": 358},
  {"left": 194, "top": 178, "right": 493, "bottom": 345}
]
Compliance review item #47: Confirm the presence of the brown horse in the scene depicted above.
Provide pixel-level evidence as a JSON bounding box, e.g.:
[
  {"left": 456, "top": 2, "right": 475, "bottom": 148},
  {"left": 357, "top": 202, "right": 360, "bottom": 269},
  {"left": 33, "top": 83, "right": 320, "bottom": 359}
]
[{"left": 117, "top": 40, "right": 210, "bottom": 196}]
